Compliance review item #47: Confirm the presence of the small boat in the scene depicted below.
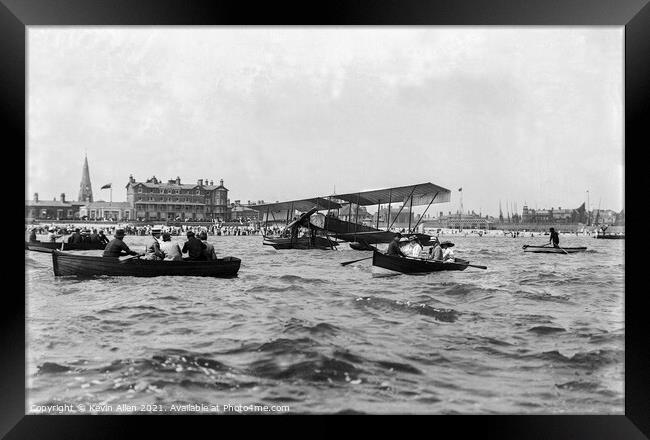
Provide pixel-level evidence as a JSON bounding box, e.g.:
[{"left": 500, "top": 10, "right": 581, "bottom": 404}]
[
  {"left": 522, "top": 245, "right": 587, "bottom": 253},
  {"left": 372, "top": 250, "right": 473, "bottom": 274},
  {"left": 52, "top": 250, "right": 241, "bottom": 277},
  {"left": 349, "top": 241, "right": 377, "bottom": 251},
  {"left": 25, "top": 240, "right": 106, "bottom": 253},
  {"left": 263, "top": 236, "right": 337, "bottom": 250},
  {"left": 595, "top": 234, "right": 624, "bottom": 239}
]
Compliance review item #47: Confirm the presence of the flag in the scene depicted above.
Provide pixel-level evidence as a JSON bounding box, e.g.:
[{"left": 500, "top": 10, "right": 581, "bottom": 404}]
[
  {"left": 101, "top": 183, "right": 112, "bottom": 189},
  {"left": 458, "top": 187, "right": 462, "bottom": 192}
]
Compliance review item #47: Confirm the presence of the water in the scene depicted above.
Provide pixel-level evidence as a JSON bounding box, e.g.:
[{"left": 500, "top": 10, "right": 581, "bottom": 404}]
[{"left": 25, "top": 235, "right": 624, "bottom": 414}]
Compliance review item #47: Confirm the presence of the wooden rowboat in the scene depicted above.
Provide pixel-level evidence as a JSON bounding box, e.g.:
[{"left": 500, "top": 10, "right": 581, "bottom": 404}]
[
  {"left": 372, "top": 250, "right": 473, "bottom": 274},
  {"left": 262, "top": 236, "right": 338, "bottom": 250},
  {"left": 595, "top": 234, "right": 624, "bottom": 239},
  {"left": 52, "top": 250, "right": 241, "bottom": 277},
  {"left": 25, "top": 240, "right": 106, "bottom": 253},
  {"left": 523, "top": 245, "right": 587, "bottom": 253}
]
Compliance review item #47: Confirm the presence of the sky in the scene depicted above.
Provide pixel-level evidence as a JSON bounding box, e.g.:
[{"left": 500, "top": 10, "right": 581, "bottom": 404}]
[{"left": 26, "top": 27, "right": 624, "bottom": 217}]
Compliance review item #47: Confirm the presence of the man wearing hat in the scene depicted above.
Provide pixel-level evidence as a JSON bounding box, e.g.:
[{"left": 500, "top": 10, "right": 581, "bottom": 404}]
[
  {"left": 98, "top": 229, "right": 109, "bottom": 245},
  {"left": 143, "top": 227, "right": 165, "bottom": 260},
  {"left": 406, "top": 235, "right": 424, "bottom": 258},
  {"left": 102, "top": 229, "right": 142, "bottom": 258},
  {"left": 428, "top": 236, "right": 444, "bottom": 262},
  {"left": 440, "top": 240, "right": 455, "bottom": 262},
  {"left": 160, "top": 232, "right": 183, "bottom": 261},
  {"left": 386, "top": 232, "right": 407, "bottom": 257},
  {"left": 181, "top": 230, "right": 207, "bottom": 261},
  {"left": 68, "top": 228, "right": 83, "bottom": 244}
]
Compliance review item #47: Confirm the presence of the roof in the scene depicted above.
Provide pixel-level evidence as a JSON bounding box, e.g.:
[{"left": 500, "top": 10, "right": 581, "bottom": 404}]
[
  {"left": 128, "top": 182, "right": 228, "bottom": 191},
  {"left": 80, "top": 201, "right": 131, "bottom": 209},
  {"left": 25, "top": 200, "right": 82, "bottom": 207}
]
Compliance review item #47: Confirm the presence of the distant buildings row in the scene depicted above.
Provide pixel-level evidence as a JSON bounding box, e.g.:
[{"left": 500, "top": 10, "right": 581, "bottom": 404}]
[{"left": 25, "top": 156, "right": 624, "bottom": 227}]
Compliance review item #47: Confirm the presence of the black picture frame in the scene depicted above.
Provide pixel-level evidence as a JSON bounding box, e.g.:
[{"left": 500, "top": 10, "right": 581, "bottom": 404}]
[{"left": 5, "top": 0, "right": 647, "bottom": 437}]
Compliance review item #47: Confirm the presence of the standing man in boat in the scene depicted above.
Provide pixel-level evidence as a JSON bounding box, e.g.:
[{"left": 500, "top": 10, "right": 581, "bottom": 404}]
[
  {"left": 549, "top": 227, "right": 560, "bottom": 248},
  {"left": 386, "top": 233, "right": 407, "bottom": 257},
  {"left": 102, "top": 229, "right": 142, "bottom": 258}
]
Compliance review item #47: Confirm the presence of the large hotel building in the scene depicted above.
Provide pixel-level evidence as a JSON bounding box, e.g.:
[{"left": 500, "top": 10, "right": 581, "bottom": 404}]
[{"left": 126, "top": 175, "right": 229, "bottom": 222}]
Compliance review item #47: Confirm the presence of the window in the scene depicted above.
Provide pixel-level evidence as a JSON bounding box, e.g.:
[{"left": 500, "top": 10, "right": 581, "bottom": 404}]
[{"left": 138, "top": 188, "right": 143, "bottom": 193}]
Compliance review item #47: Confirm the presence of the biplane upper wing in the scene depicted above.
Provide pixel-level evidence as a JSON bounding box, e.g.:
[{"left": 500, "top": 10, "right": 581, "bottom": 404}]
[
  {"left": 330, "top": 182, "right": 451, "bottom": 206},
  {"left": 247, "top": 197, "right": 342, "bottom": 214}
]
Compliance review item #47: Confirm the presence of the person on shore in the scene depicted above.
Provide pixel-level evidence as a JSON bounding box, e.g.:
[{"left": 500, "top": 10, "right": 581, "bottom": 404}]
[
  {"left": 440, "top": 241, "right": 455, "bottom": 262},
  {"left": 386, "top": 233, "right": 407, "bottom": 257},
  {"left": 160, "top": 232, "right": 183, "bottom": 261},
  {"left": 199, "top": 231, "right": 217, "bottom": 260},
  {"left": 182, "top": 231, "right": 207, "bottom": 260},
  {"left": 549, "top": 227, "right": 560, "bottom": 248},
  {"left": 428, "top": 237, "right": 444, "bottom": 262},
  {"left": 68, "top": 228, "right": 83, "bottom": 244},
  {"left": 143, "top": 227, "right": 164, "bottom": 260},
  {"left": 102, "top": 229, "right": 142, "bottom": 258}
]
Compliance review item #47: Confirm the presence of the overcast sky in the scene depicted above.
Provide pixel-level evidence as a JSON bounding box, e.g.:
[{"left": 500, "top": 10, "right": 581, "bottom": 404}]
[{"left": 27, "top": 27, "right": 623, "bottom": 216}]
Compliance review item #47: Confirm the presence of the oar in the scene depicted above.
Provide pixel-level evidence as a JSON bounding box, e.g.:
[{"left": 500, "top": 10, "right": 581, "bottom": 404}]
[
  {"left": 458, "top": 262, "right": 488, "bottom": 270},
  {"left": 340, "top": 256, "right": 373, "bottom": 266},
  {"left": 556, "top": 245, "right": 569, "bottom": 255}
]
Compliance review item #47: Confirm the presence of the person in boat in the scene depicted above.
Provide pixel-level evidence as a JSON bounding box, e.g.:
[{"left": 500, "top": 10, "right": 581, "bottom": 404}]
[
  {"left": 47, "top": 228, "right": 61, "bottom": 242},
  {"left": 159, "top": 232, "right": 183, "bottom": 261},
  {"left": 102, "top": 229, "right": 142, "bottom": 258},
  {"left": 199, "top": 231, "right": 217, "bottom": 260},
  {"left": 549, "top": 227, "right": 560, "bottom": 248},
  {"left": 28, "top": 228, "right": 37, "bottom": 242},
  {"left": 68, "top": 228, "right": 83, "bottom": 244},
  {"left": 407, "top": 235, "right": 423, "bottom": 258},
  {"left": 428, "top": 237, "right": 444, "bottom": 262},
  {"left": 89, "top": 228, "right": 101, "bottom": 244},
  {"left": 182, "top": 230, "right": 207, "bottom": 261},
  {"left": 143, "top": 227, "right": 165, "bottom": 260},
  {"left": 98, "top": 229, "right": 110, "bottom": 245},
  {"left": 387, "top": 233, "right": 407, "bottom": 257},
  {"left": 440, "top": 241, "right": 455, "bottom": 262}
]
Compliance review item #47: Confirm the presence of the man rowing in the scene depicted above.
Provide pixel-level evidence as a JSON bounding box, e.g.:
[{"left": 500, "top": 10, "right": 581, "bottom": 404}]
[
  {"left": 102, "top": 228, "right": 142, "bottom": 258},
  {"left": 549, "top": 227, "right": 560, "bottom": 248}
]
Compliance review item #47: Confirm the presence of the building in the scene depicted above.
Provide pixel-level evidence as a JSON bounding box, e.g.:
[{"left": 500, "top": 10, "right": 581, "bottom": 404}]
[
  {"left": 422, "top": 211, "right": 494, "bottom": 230},
  {"left": 230, "top": 200, "right": 265, "bottom": 222},
  {"left": 78, "top": 154, "right": 94, "bottom": 203},
  {"left": 126, "top": 175, "right": 229, "bottom": 222},
  {"left": 79, "top": 201, "right": 133, "bottom": 221},
  {"left": 521, "top": 203, "right": 586, "bottom": 224},
  {"left": 25, "top": 192, "right": 83, "bottom": 221}
]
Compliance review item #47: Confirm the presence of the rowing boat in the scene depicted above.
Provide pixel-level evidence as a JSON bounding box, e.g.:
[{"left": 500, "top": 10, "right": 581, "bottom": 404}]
[
  {"left": 595, "top": 234, "right": 624, "bottom": 239},
  {"left": 25, "top": 240, "right": 106, "bottom": 253},
  {"left": 372, "top": 250, "right": 471, "bottom": 274},
  {"left": 52, "top": 250, "right": 241, "bottom": 277},
  {"left": 523, "top": 245, "right": 587, "bottom": 253},
  {"left": 262, "top": 236, "right": 337, "bottom": 250}
]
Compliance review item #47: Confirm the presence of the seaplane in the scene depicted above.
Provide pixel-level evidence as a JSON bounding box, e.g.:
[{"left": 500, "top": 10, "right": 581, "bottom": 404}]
[{"left": 248, "top": 182, "right": 451, "bottom": 250}]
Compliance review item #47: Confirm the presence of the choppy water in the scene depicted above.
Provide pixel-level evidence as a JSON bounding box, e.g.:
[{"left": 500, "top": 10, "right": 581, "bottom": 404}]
[{"left": 25, "top": 235, "right": 624, "bottom": 414}]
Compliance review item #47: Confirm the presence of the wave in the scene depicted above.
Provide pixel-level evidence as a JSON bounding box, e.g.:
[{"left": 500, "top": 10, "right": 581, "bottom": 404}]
[
  {"left": 529, "top": 349, "right": 623, "bottom": 368},
  {"left": 355, "top": 296, "right": 459, "bottom": 322},
  {"left": 278, "top": 274, "right": 327, "bottom": 285},
  {"left": 249, "top": 355, "right": 363, "bottom": 383},
  {"left": 283, "top": 318, "right": 340, "bottom": 336},
  {"left": 527, "top": 326, "right": 566, "bottom": 335}
]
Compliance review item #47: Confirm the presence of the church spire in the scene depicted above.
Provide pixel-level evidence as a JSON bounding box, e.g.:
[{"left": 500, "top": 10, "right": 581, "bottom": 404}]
[{"left": 78, "top": 154, "right": 93, "bottom": 203}]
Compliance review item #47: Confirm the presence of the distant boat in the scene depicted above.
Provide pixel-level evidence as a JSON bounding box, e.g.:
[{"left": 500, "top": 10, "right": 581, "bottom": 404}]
[
  {"left": 522, "top": 245, "right": 587, "bottom": 254},
  {"left": 25, "top": 240, "right": 106, "bottom": 253},
  {"left": 52, "top": 250, "right": 241, "bottom": 277},
  {"left": 595, "top": 234, "right": 624, "bottom": 239}
]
